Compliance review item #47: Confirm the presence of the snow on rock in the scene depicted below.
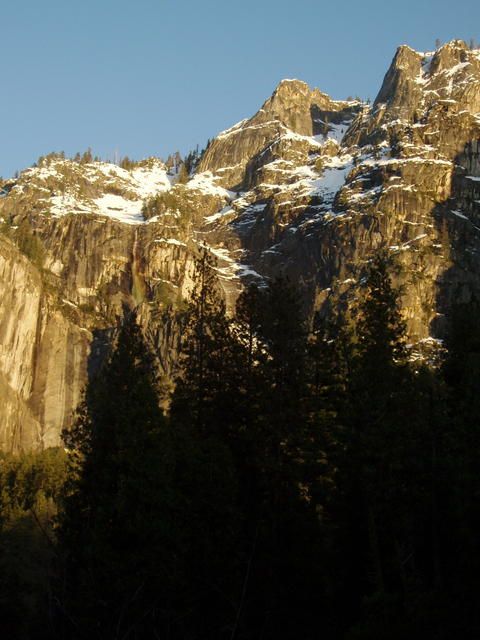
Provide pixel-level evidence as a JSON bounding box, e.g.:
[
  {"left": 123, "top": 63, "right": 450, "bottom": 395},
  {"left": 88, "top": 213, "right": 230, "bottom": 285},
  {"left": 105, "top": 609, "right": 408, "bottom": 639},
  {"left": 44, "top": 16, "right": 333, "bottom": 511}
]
[
  {"left": 33, "top": 158, "right": 174, "bottom": 225},
  {"left": 308, "top": 155, "right": 353, "bottom": 205},
  {"left": 50, "top": 193, "right": 93, "bottom": 217},
  {"left": 93, "top": 161, "right": 172, "bottom": 197},
  {"left": 310, "top": 165, "right": 350, "bottom": 203},
  {"left": 23, "top": 158, "right": 237, "bottom": 230},
  {"left": 363, "top": 156, "right": 451, "bottom": 167},
  {"left": 217, "top": 119, "right": 281, "bottom": 141},
  {"left": 186, "top": 171, "right": 234, "bottom": 199},
  {"left": 451, "top": 209, "right": 469, "bottom": 220},
  {"left": 280, "top": 128, "right": 323, "bottom": 147},
  {"left": 93, "top": 194, "right": 145, "bottom": 224},
  {"left": 236, "top": 265, "right": 264, "bottom": 279},
  {"left": 202, "top": 243, "right": 262, "bottom": 282},
  {"left": 208, "top": 246, "right": 235, "bottom": 263},
  {"left": 204, "top": 205, "right": 236, "bottom": 224},
  {"left": 216, "top": 119, "right": 249, "bottom": 140},
  {"left": 154, "top": 238, "right": 187, "bottom": 246},
  {"left": 316, "top": 121, "right": 353, "bottom": 144}
]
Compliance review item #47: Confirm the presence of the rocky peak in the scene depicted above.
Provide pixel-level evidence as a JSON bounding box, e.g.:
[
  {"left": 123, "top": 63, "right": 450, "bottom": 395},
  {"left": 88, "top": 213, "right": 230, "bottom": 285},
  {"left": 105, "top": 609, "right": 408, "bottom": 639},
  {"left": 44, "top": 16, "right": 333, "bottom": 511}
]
[
  {"left": 252, "top": 78, "right": 332, "bottom": 136},
  {"left": 374, "top": 40, "right": 479, "bottom": 109},
  {"left": 197, "top": 78, "right": 361, "bottom": 189},
  {"left": 345, "top": 40, "right": 480, "bottom": 150},
  {"left": 428, "top": 39, "right": 470, "bottom": 75},
  {"left": 373, "top": 45, "right": 423, "bottom": 111},
  {"left": 274, "top": 78, "right": 312, "bottom": 95}
]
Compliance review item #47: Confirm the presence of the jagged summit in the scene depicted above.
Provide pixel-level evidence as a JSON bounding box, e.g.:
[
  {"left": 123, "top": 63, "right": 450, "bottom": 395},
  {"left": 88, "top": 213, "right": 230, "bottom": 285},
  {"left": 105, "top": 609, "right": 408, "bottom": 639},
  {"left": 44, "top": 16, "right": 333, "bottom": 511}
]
[
  {"left": 198, "top": 78, "right": 362, "bottom": 189},
  {"left": 345, "top": 39, "right": 480, "bottom": 153},
  {"left": 375, "top": 39, "right": 480, "bottom": 110},
  {"left": 274, "top": 77, "right": 312, "bottom": 92}
]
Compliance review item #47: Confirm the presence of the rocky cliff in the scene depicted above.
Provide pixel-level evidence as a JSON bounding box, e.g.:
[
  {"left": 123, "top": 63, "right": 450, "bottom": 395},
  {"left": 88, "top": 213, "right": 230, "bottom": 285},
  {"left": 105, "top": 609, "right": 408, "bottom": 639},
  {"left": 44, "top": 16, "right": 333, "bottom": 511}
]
[{"left": 1, "top": 39, "right": 480, "bottom": 452}]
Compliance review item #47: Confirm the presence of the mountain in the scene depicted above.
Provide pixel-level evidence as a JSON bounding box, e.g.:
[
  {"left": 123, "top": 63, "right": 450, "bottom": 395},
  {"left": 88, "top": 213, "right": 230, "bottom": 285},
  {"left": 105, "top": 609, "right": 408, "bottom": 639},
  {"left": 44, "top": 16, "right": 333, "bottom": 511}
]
[{"left": 1, "top": 39, "right": 480, "bottom": 452}]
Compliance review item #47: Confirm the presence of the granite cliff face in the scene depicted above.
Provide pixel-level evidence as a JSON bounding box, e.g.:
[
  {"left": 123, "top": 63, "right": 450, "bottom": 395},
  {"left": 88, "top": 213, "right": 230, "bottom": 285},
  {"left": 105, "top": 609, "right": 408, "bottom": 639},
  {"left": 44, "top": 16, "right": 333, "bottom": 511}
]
[
  {"left": 1, "top": 40, "right": 480, "bottom": 451},
  {"left": 197, "top": 78, "right": 360, "bottom": 190}
]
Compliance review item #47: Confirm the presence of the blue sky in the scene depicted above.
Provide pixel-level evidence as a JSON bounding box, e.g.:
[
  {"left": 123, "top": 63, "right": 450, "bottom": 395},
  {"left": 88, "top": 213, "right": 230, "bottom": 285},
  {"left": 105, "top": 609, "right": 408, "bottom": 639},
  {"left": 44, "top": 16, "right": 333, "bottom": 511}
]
[{"left": 1, "top": 0, "right": 479, "bottom": 179}]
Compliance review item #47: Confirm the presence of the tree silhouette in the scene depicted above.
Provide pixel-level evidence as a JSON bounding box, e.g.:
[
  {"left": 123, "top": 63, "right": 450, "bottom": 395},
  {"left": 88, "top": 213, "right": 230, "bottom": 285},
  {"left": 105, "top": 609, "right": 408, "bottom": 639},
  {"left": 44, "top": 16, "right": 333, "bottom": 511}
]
[{"left": 58, "top": 313, "right": 175, "bottom": 639}]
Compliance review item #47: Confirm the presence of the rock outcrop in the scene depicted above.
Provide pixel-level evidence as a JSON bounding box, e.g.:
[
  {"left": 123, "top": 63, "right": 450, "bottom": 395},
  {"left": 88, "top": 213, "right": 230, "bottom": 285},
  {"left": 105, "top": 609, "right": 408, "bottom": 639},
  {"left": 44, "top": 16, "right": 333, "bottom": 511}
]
[
  {"left": 0, "top": 235, "right": 90, "bottom": 450},
  {"left": 197, "top": 78, "right": 361, "bottom": 190},
  {"left": 1, "top": 40, "right": 480, "bottom": 451}
]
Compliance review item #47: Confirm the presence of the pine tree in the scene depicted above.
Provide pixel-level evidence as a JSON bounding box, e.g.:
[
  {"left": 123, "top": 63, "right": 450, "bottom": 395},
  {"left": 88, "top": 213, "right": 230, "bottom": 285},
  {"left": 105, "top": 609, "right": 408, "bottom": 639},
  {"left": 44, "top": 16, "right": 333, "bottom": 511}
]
[
  {"left": 58, "top": 313, "right": 175, "bottom": 638},
  {"left": 305, "top": 312, "right": 351, "bottom": 503},
  {"left": 338, "top": 253, "right": 424, "bottom": 636},
  {"left": 80, "top": 148, "right": 93, "bottom": 164},
  {"left": 171, "top": 248, "right": 238, "bottom": 432},
  {"left": 169, "top": 249, "right": 243, "bottom": 636},
  {"left": 232, "top": 280, "right": 329, "bottom": 639},
  {"left": 176, "top": 162, "right": 190, "bottom": 184},
  {"left": 233, "top": 278, "right": 310, "bottom": 477},
  {"left": 440, "top": 299, "right": 480, "bottom": 634}
]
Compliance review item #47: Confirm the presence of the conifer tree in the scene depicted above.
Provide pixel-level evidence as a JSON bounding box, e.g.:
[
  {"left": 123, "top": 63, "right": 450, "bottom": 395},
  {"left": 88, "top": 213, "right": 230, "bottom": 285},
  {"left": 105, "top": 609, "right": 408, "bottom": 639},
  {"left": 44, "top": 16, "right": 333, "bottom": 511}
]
[
  {"left": 176, "top": 162, "right": 190, "bottom": 184},
  {"left": 305, "top": 313, "right": 351, "bottom": 504},
  {"left": 233, "top": 278, "right": 309, "bottom": 473},
  {"left": 232, "top": 280, "right": 327, "bottom": 639},
  {"left": 169, "top": 249, "right": 243, "bottom": 636},
  {"left": 338, "top": 253, "right": 424, "bottom": 636},
  {"left": 440, "top": 299, "right": 480, "bottom": 632},
  {"left": 80, "top": 148, "right": 92, "bottom": 164},
  {"left": 58, "top": 313, "right": 175, "bottom": 639},
  {"left": 171, "top": 248, "right": 238, "bottom": 432}
]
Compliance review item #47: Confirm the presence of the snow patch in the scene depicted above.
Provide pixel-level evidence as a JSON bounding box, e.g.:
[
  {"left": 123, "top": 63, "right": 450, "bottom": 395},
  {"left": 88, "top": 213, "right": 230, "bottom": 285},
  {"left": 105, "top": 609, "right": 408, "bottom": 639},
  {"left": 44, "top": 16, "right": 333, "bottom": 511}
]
[
  {"left": 216, "top": 119, "right": 281, "bottom": 140},
  {"left": 93, "top": 194, "right": 144, "bottom": 224},
  {"left": 154, "top": 238, "right": 187, "bottom": 246},
  {"left": 204, "top": 205, "right": 235, "bottom": 224},
  {"left": 309, "top": 156, "right": 353, "bottom": 205},
  {"left": 216, "top": 119, "right": 249, "bottom": 139},
  {"left": 187, "top": 171, "right": 233, "bottom": 199},
  {"left": 451, "top": 209, "right": 469, "bottom": 220},
  {"left": 36, "top": 159, "right": 173, "bottom": 225}
]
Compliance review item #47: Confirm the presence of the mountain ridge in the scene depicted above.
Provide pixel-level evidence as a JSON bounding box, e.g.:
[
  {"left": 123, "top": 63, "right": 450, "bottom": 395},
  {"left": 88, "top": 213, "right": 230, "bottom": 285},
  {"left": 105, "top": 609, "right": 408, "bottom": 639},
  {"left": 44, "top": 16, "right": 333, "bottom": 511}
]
[{"left": 1, "top": 39, "right": 480, "bottom": 451}]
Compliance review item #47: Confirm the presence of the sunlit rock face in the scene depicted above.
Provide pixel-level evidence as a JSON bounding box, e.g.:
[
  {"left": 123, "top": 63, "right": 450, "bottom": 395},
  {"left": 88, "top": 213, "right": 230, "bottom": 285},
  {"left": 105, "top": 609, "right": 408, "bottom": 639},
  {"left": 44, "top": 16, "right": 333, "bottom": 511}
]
[
  {"left": 1, "top": 40, "right": 480, "bottom": 451},
  {"left": 197, "top": 78, "right": 361, "bottom": 190}
]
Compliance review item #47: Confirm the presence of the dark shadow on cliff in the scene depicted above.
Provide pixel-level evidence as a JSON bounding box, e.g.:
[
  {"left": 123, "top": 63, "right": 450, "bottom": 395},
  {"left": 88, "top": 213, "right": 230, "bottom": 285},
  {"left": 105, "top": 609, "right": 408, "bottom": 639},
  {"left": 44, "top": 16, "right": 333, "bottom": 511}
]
[
  {"left": 85, "top": 304, "right": 134, "bottom": 380},
  {"left": 310, "top": 103, "right": 360, "bottom": 136},
  {"left": 86, "top": 327, "right": 116, "bottom": 379},
  {"left": 431, "top": 139, "right": 480, "bottom": 338}
]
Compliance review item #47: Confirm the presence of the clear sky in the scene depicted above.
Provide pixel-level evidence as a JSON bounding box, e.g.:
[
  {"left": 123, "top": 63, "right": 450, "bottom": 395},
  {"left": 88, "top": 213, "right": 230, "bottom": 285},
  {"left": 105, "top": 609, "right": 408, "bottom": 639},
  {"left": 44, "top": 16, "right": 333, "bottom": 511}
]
[{"left": 1, "top": 0, "right": 479, "bottom": 179}]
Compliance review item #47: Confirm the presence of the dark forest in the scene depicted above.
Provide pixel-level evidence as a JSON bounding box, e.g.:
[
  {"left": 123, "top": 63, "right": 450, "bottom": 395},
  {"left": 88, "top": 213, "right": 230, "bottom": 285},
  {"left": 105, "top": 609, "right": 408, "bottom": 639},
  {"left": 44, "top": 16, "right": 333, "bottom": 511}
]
[{"left": 1, "top": 251, "right": 479, "bottom": 639}]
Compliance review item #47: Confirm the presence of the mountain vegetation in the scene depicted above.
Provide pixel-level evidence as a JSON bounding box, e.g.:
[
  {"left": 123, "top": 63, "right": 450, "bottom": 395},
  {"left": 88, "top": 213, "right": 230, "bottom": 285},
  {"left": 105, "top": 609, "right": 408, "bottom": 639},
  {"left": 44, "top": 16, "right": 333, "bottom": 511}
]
[{"left": 1, "top": 252, "right": 480, "bottom": 639}]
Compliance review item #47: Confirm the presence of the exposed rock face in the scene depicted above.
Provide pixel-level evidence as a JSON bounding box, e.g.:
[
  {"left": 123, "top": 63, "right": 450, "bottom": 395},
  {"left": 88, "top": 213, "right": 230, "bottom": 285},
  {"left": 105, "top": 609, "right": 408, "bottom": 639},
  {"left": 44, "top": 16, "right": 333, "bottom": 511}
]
[
  {"left": 197, "top": 78, "right": 361, "bottom": 190},
  {"left": 0, "top": 235, "right": 91, "bottom": 451},
  {"left": 1, "top": 40, "right": 480, "bottom": 452},
  {"left": 345, "top": 40, "right": 480, "bottom": 150}
]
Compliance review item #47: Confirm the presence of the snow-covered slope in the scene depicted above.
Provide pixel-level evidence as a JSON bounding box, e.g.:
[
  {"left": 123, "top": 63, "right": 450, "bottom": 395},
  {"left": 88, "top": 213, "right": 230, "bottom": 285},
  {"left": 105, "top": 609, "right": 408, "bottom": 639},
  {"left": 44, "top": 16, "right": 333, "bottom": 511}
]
[{"left": 10, "top": 159, "right": 172, "bottom": 225}]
